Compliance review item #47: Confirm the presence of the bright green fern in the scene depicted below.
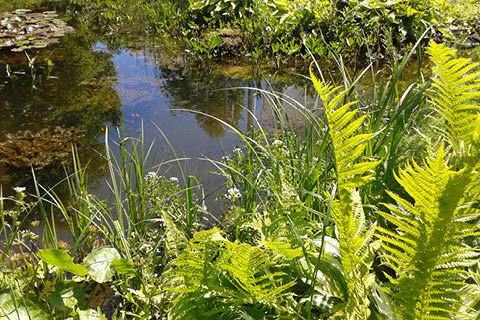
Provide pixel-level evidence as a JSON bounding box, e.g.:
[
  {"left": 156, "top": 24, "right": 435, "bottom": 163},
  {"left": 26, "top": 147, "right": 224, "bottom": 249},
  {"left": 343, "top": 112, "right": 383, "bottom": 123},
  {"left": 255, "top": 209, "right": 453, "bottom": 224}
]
[
  {"left": 427, "top": 41, "right": 480, "bottom": 157},
  {"left": 377, "top": 147, "right": 480, "bottom": 319},
  {"left": 310, "top": 67, "right": 380, "bottom": 320},
  {"left": 161, "top": 228, "right": 300, "bottom": 319}
]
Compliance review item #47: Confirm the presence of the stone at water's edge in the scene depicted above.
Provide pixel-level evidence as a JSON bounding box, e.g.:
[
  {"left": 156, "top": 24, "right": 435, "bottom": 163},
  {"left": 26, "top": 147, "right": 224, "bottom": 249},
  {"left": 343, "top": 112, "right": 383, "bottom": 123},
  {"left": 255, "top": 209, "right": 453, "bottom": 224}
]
[{"left": 0, "top": 9, "right": 74, "bottom": 52}]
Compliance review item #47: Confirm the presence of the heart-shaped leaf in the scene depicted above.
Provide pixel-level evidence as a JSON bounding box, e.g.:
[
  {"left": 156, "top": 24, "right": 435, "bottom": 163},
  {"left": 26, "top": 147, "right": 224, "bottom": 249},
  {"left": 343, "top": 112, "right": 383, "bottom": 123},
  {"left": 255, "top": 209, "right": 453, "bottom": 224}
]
[{"left": 83, "top": 247, "right": 121, "bottom": 283}]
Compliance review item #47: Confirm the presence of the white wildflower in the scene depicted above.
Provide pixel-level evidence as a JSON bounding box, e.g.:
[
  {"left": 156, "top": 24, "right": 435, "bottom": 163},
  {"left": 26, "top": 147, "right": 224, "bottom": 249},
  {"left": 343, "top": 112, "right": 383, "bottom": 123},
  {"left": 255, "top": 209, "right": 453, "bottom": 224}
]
[
  {"left": 140, "top": 243, "right": 153, "bottom": 253},
  {"left": 233, "top": 147, "right": 242, "bottom": 154},
  {"left": 272, "top": 139, "right": 283, "bottom": 147},
  {"left": 227, "top": 187, "right": 241, "bottom": 199},
  {"left": 144, "top": 171, "right": 157, "bottom": 182},
  {"left": 13, "top": 186, "right": 25, "bottom": 193},
  {"left": 169, "top": 177, "right": 179, "bottom": 183}
]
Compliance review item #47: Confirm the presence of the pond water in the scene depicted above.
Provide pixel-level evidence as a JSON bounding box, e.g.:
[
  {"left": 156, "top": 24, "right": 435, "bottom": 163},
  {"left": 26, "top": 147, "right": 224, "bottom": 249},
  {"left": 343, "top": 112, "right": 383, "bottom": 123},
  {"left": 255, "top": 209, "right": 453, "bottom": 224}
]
[
  {"left": 0, "top": 0, "right": 315, "bottom": 225},
  {"left": 1, "top": 0, "right": 460, "bottom": 233}
]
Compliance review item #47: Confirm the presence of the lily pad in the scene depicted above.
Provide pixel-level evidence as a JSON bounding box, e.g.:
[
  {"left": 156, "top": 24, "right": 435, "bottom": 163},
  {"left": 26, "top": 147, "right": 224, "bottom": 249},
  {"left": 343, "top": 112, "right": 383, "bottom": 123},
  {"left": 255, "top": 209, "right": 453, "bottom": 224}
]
[
  {"left": 11, "top": 46, "right": 27, "bottom": 52},
  {"left": 31, "top": 41, "right": 48, "bottom": 48},
  {"left": 14, "top": 9, "right": 31, "bottom": 15},
  {"left": 0, "top": 9, "right": 74, "bottom": 52},
  {"left": 0, "top": 126, "right": 85, "bottom": 170}
]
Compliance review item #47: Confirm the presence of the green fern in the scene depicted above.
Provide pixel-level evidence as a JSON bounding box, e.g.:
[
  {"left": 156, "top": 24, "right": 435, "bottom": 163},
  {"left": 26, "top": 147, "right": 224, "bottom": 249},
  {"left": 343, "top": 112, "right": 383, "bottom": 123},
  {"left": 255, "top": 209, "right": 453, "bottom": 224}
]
[
  {"left": 426, "top": 41, "right": 480, "bottom": 156},
  {"left": 161, "top": 228, "right": 299, "bottom": 319},
  {"left": 310, "top": 67, "right": 380, "bottom": 320},
  {"left": 221, "top": 242, "right": 297, "bottom": 308},
  {"left": 377, "top": 147, "right": 480, "bottom": 319},
  {"left": 162, "top": 211, "right": 188, "bottom": 257}
]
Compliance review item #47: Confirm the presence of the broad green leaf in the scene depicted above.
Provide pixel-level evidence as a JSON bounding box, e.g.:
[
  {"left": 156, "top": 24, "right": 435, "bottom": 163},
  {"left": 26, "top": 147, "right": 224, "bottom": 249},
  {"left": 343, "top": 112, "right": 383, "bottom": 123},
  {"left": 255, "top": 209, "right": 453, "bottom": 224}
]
[
  {"left": 37, "top": 249, "right": 88, "bottom": 276},
  {"left": 112, "top": 258, "right": 136, "bottom": 277},
  {"left": 47, "top": 281, "right": 86, "bottom": 311},
  {"left": 83, "top": 247, "right": 121, "bottom": 283},
  {"left": 0, "top": 292, "right": 48, "bottom": 320}
]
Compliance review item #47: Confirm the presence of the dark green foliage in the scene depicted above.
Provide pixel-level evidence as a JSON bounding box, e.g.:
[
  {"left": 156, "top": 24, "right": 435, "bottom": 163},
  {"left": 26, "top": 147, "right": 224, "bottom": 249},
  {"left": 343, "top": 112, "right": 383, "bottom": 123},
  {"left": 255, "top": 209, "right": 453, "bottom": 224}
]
[
  {"left": 161, "top": 228, "right": 301, "bottom": 319},
  {"left": 92, "top": 0, "right": 480, "bottom": 64}
]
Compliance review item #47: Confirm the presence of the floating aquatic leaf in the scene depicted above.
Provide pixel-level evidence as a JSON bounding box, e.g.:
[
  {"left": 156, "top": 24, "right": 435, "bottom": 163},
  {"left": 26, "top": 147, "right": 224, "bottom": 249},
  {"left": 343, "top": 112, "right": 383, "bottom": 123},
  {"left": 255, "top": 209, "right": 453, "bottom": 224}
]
[
  {"left": 0, "top": 126, "right": 85, "bottom": 170},
  {"left": 0, "top": 9, "right": 74, "bottom": 52},
  {"left": 32, "top": 41, "right": 48, "bottom": 48},
  {"left": 14, "top": 9, "right": 31, "bottom": 15},
  {"left": 11, "top": 46, "right": 26, "bottom": 52}
]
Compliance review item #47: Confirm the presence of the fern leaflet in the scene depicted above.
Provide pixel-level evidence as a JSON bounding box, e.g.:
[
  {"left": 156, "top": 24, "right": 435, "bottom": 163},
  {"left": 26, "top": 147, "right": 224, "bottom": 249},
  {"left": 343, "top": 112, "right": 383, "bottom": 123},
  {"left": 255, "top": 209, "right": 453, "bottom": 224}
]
[
  {"left": 161, "top": 228, "right": 299, "bottom": 318},
  {"left": 377, "top": 147, "right": 480, "bottom": 319},
  {"left": 311, "top": 67, "right": 380, "bottom": 320},
  {"left": 426, "top": 41, "right": 480, "bottom": 156}
]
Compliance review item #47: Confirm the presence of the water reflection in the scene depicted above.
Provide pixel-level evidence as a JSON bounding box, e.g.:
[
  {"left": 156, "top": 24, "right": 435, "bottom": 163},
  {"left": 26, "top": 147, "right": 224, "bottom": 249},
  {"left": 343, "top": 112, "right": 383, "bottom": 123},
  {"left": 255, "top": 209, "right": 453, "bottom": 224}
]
[
  {"left": 0, "top": 0, "right": 318, "bottom": 220},
  {"left": 162, "top": 69, "right": 245, "bottom": 137},
  {"left": 0, "top": 4, "right": 123, "bottom": 192}
]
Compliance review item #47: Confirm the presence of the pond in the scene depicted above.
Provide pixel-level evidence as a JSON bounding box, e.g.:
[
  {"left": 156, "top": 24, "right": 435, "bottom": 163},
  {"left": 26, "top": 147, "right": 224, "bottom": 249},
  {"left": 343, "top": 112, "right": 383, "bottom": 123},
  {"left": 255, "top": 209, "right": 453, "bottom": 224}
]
[{"left": 0, "top": 0, "right": 317, "bottom": 229}]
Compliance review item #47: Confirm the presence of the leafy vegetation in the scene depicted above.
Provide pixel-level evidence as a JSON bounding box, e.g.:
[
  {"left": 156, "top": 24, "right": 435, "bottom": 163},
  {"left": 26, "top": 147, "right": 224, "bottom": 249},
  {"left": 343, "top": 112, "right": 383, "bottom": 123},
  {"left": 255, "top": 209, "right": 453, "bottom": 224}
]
[
  {"left": 89, "top": 0, "right": 480, "bottom": 65},
  {"left": 0, "top": 9, "right": 74, "bottom": 52},
  {"left": 1, "top": 39, "right": 479, "bottom": 319},
  {"left": 0, "top": 126, "right": 84, "bottom": 170}
]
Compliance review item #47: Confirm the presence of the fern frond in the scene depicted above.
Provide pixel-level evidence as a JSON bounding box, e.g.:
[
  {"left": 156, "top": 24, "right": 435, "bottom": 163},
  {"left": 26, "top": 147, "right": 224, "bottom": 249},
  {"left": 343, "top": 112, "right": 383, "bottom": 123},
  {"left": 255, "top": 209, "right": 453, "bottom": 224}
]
[
  {"left": 311, "top": 67, "right": 380, "bottom": 320},
  {"left": 378, "top": 147, "right": 480, "bottom": 319},
  {"left": 426, "top": 41, "right": 480, "bottom": 155},
  {"left": 162, "top": 211, "right": 188, "bottom": 257},
  {"left": 161, "top": 228, "right": 299, "bottom": 318},
  {"left": 221, "top": 242, "right": 296, "bottom": 308}
]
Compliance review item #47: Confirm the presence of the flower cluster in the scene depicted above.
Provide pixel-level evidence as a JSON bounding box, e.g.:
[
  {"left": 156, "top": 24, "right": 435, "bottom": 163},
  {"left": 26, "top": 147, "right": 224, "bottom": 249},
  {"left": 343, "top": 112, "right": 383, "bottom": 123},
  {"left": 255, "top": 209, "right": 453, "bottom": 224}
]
[{"left": 227, "top": 187, "right": 241, "bottom": 199}]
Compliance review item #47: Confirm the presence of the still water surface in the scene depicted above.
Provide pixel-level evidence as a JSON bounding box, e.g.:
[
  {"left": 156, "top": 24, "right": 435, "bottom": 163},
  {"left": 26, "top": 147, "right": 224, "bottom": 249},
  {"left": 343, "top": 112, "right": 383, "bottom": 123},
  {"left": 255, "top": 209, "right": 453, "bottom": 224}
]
[{"left": 0, "top": 1, "right": 311, "bottom": 224}]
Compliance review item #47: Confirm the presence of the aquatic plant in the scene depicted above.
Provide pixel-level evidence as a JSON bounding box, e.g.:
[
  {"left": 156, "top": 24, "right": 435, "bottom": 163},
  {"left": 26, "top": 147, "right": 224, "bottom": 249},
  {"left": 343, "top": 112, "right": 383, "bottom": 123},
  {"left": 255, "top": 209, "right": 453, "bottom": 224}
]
[
  {"left": 0, "top": 126, "right": 84, "bottom": 170},
  {"left": 1, "top": 42, "right": 480, "bottom": 319},
  {"left": 92, "top": 0, "right": 480, "bottom": 64},
  {"left": 0, "top": 9, "right": 74, "bottom": 52}
]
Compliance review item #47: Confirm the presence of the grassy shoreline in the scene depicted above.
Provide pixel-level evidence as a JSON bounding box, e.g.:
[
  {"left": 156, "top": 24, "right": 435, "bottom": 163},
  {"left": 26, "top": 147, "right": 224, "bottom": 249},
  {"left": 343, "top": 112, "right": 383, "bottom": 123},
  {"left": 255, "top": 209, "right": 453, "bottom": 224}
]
[{"left": 1, "top": 40, "right": 480, "bottom": 319}]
